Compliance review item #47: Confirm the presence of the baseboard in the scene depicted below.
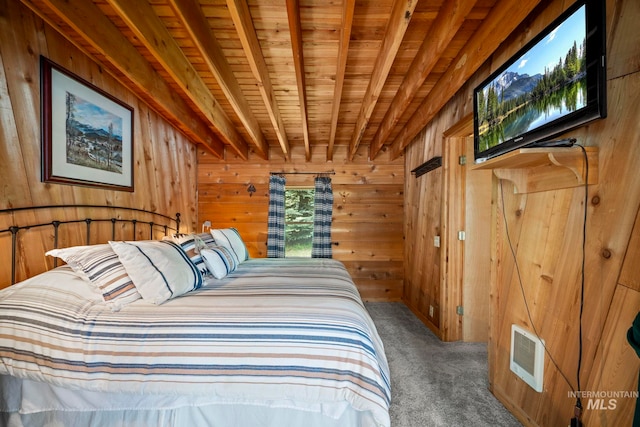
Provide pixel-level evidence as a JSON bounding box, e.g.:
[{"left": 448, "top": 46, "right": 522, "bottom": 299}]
[
  {"left": 401, "top": 298, "right": 443, "bottom": 340},
  {"left": 492, "top": 385, "right": 539, "bottom": 427},
  {"left": 362, "top": 297, "right": 403, "bottom": 303}
]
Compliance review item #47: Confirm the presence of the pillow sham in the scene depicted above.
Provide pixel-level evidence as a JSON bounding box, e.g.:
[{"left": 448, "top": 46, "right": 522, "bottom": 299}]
[
  {"left": 164, "top": 234, "right": 210, "bottom": 276},
  {"left": 200, "top": 245, "right": 238, "bottom": 279},
  {"left": 45, "top": 244, "right": 141, "bottom": 311},
  {"left": 211, "top": 228, "right": 249, "bottom": 263},
  {"left": 109, "top": 240, "right": 203, "bottom": 305},
  {"left": 196, "top": 232, "right": 216, "bottom": 246},
  {"left": 165, "top": 232, "right": 215, "bottom": 246}
]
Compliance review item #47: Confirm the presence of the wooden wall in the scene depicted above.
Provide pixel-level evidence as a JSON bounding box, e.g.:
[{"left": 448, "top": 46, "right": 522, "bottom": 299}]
[
  {"left": 403, "top": 0, "right": 640, "bottom": 425},
  {"left": 403, "top": 126, "right": 444, "bottom": 332},
  {"left": 0, "top": 0, "right": 199, "bottom": 288},
  {"left": 198, "top": 144, "right": 405, "bottom": 301}
]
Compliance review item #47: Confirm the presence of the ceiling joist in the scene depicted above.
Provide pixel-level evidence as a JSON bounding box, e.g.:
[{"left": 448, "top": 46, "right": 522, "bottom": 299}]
[
  {"left": 168, "top": 0, "right": 269, "bottom": 160},
  {"left": 286, "top": 0, "right": 311, "bottom": 161},
  {"left": 30, "top": 0, "right": 225, "bottom": 158},
  {"left": 327, "top": 0, "right": 356, "bottom": 162},
  {"left": 20, "top": 0, "right": 544, "bottom": 164},
  {"left": 369, "top": 0, "right": 476, "bottom": 160},
  {"left": 105, "top": 0, "right": 249, "bottom": 160},
  {"left": 226, "top": 0, "right": 291, "bottom": 161},
  {"left": 389, "top": 0, "right": 543, "bottom": 159},
  {"left": 347, "top": 0, "right": 419, "bottom": 161}
]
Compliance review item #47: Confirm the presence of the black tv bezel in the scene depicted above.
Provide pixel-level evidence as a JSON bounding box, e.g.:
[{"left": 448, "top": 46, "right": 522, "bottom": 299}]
[{"left": 472, "top": 0, "right": 607, "bottom": 163}]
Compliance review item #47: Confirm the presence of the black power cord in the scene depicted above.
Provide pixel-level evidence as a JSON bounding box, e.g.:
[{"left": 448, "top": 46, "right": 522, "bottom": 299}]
[
  {"left": 499, "top": 140, "right": 588, "bottom": 425},
  {"left": 573, "top": 143, "right": 589, "bottom": 426}
]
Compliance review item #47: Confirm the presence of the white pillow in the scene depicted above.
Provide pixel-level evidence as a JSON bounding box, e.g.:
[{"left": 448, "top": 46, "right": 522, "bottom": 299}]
[
  {"left": 200, "top": 246, "right": 238, "bottom": 279},
  {"left": 164, "top": 234, "right": 210, "bottom": 276},
  {"left": 109, "top": 240, "right": 203, "bottom": 305},
  {"left": 211, "top": 228, "right": 249, "bottom": 263},
  {"left": 46, "top": 244, "right": 141, "bottom": 311},
  {"left": 196, "top": 232, "right": 216, "bottom": 246}
]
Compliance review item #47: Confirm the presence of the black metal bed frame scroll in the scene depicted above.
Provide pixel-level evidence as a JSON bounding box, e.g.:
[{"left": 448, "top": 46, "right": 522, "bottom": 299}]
[{"left": 0, "top": 204, "right": 181, "bottom": 285}]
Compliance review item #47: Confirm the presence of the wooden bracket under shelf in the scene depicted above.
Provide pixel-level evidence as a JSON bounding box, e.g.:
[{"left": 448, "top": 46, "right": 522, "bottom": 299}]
[{"left": 471, "top": 146, "right": 598, "bottom": 193}]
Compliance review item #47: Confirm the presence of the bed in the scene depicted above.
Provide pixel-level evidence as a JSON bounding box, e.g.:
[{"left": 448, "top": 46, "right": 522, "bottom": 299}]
[{"left": 0, "top": 207, "right": 391, "bottom": 427}]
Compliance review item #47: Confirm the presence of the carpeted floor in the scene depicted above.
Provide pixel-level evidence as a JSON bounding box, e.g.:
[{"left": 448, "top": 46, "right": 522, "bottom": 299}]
[{"left": 365, "top": 302, "right": 522, "bottom": 427}]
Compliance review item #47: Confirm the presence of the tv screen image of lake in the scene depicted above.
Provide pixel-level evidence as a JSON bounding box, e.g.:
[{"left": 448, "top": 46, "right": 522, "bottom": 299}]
[{"left": 476, "top": 5, "right": 586, "bottom": 152}]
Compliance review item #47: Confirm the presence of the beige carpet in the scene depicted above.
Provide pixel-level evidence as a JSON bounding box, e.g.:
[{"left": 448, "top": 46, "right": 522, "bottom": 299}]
[{"left": 365, "top": 302, "right": 522, "bottom": 426}]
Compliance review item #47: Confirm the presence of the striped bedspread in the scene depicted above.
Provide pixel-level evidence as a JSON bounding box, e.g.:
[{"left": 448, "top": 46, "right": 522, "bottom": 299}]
[{"left": 0, "top": 258, "right": 391, "bottom": 426}]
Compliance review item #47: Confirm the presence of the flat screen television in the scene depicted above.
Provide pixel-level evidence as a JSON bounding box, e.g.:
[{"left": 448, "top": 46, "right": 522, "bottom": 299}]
[{"left": 473, "top": 0, "right": 606, "bottom": 163}]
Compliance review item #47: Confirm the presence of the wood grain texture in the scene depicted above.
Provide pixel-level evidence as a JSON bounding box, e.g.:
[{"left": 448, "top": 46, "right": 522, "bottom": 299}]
[
  {"left": 404, "top": 0, "right": 640, "bottom": 424},
  {"left": 198, "top": 144, "right": 405, "bottom": 301},
  {"left": 440, "top": 134, "right": 466, "bottom": 341},
  {"left": 105, "top": 0, "right": 249, "bottom": 158},
  {"left": 403, "top": 126, "right": 443, "bottom": 332},
  {"left": 228, "top": 0, "right": 292, "bottom": 159},
  {"left": 388, "top": 0, "right": 543, "bottom": 158},
  {"left": 0, "top": 1, "right": 198, "bottom": 288},
  {"left": 169, "top": 0, "right": 269, "bottom": 158},
  {"left": 619, "top": 205, "right": 640, "bottom": 292},
  {"left": 583, "top": 285, "right": 640, "bottom": 427},
  {"left": 24, "top": 0, "right": 225, "bottom": 157},
  {"left": 463, "top": 138, "right": 493, "bottom": 342},
  {"left": 347, "top": 0, "right": 419, "bottom": 160},
  {"left": 489, "top": 80, "right": 640, "bottom": 421}
]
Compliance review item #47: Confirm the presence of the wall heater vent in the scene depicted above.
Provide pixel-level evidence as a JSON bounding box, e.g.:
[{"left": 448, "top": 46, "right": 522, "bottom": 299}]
[{"left": 510, "top": 324, "right": 544, "bottom": 392}]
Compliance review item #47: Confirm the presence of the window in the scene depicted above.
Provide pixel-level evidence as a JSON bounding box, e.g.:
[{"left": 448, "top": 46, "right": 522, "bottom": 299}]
[{"left": 285, "top": 188, "right": 314, "bottom": 257}]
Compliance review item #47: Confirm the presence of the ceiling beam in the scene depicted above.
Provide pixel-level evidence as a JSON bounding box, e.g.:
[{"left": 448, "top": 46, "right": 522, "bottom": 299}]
[
  {"left": 169, "top": 0, "right": 269, "bottom": 160},
  {"left": 26, "top": 0, "right": 225, "bottom": 158},
  {"left": 105, "top": 0, "right": 249, "bottom": 160},
  {"left": 389, "top": 0, "right": 543, "bottom": 159},
  {"left": 347, "top": 0, "right": 419, "bottom": 161},
  {"left": 286, "top": 0, "right": 311, "bottom": 161},
  {"left": 327, "top": 0, "right": 356, "bottom": 162},
  {"left": 227, "top": 0, "right": 292, "bottom": 161},
  {"left": 369, "top": 0, "right": 476, "bottom": 160}
]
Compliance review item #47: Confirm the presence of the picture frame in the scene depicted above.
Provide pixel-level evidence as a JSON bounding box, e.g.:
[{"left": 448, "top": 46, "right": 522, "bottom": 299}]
[{"left": 41, "top": 56, "right": 134, "bottom": 191}]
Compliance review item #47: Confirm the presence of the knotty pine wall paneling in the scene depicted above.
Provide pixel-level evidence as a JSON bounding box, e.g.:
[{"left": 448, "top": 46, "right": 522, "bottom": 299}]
[
  {"left": 403, "top": 126, "right": 443, "bottom": 335},
  {"left": 403, "top": 0, "right": 640, "bottom": 425},
  {"left": 403, "top": 113, "right": 491, "bottom": 343},
  {"left": 198, "top": 144, "right": 405, "bottom": 301},
  {"left": 0, "top": 1, "right": 198, "bottom": 288}
]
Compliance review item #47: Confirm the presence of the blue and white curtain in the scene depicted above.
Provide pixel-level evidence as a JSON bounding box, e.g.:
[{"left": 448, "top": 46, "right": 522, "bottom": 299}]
[
  {"left": 311, "top": 176, "right": 333, "bottom": 258},
  {"left": 267, "top": 175, "right": 286, "bottom": 258}
]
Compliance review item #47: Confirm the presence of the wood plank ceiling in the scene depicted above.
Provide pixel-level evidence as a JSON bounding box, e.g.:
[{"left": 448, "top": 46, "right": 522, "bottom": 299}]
[{"left": 19, "top": 0, "right": 541, "bottom": 163}]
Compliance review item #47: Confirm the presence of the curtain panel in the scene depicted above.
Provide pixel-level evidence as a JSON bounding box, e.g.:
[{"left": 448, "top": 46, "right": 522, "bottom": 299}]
[
  {"left": 267, "top": 175, "right": 286, "bottom": 258},
  {"left": 311, "top": 176, "right": 333, "bottom": 258}
]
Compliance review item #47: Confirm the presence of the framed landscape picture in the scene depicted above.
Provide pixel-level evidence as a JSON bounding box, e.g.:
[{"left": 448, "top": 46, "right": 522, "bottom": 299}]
[{"left": 41, "top": 56, "right": 134, "bottom": 191}]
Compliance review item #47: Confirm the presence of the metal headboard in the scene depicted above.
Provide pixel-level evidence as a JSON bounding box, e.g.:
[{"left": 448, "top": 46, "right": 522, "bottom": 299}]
[{"left": 0, "top": 204, "right": 181, "bottom": 285}]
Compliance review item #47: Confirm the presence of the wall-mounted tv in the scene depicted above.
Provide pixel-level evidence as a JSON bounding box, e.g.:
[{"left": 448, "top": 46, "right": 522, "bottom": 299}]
[{"left": 473, "top": 0, "right": 606, "bottom": 163}]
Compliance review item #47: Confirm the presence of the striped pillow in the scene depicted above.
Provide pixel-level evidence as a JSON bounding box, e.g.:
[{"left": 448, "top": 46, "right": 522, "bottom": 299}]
[
  {"left": 211, "top": 228, "right": 249, "bottom": 263},
  {"left": 109, "top": 240, "right": 203, "bottom": 305},
  {"left": 200, "top": 245, "right": 238, "bottom": 279},
  {"left": 166, "top": 234, "right": 210, "bottom": 276},
  {"left": 45, "top": 244, "right": 141, "bottom": 311},
  {"left": 196, "top": 232, "right": 216, "bottom": 246}
]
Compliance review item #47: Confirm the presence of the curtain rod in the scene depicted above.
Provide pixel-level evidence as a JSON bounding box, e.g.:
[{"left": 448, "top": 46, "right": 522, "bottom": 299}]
[{"left": 270, "top": 171, "right": 335, "bottom": 175}]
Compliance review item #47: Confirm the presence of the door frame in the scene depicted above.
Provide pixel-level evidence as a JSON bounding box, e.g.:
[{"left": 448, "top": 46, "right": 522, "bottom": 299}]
[{"left": 440, "top": 113, "right": 492, "bottom": 342}]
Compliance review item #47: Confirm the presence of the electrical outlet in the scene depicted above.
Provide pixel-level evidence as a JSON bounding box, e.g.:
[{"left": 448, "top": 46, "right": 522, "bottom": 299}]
[
  {"left": 433, "top": 236, "right": 440, "bottom": 247},
  {"left": 429, "top": 305, "right": 434, "bottom": 317}
]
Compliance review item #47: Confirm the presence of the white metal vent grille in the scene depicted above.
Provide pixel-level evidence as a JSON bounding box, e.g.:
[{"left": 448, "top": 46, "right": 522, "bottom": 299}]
[{"left": 510, "top": 324, "right": 544, "bottom": 392}]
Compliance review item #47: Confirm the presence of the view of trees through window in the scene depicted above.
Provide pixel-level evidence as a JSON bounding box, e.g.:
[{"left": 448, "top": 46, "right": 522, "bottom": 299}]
[{"left": 285, "top": 188, "right": 314, "bottom": 257}]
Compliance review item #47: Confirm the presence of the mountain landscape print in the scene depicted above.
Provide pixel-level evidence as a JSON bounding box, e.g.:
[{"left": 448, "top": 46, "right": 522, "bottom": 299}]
[
  {"left": 475, "top": 5, "right": 587, "bottom": 153},
  {"left": 65, "top": 92, "right": 124, "bottom": 174}
]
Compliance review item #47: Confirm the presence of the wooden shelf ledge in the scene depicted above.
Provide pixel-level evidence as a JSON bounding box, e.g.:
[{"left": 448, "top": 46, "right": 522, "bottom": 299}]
[{"left": 471, "top": 146, "right": 598, "bottom": 193}]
